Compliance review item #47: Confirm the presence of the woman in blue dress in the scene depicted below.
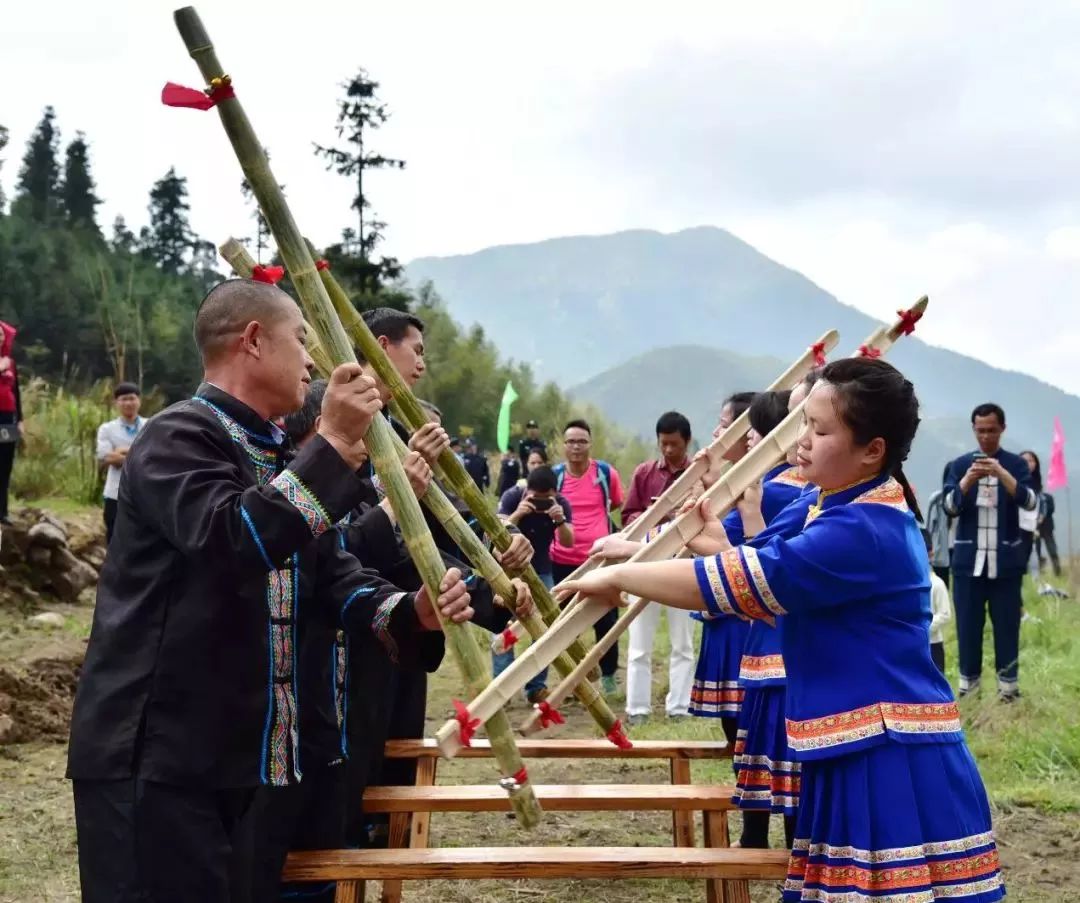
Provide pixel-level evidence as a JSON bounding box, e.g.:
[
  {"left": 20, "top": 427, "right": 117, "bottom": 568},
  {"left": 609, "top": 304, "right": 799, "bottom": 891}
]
[{"left": 562, "top": 357, "right": 1004, "bottom": 903}]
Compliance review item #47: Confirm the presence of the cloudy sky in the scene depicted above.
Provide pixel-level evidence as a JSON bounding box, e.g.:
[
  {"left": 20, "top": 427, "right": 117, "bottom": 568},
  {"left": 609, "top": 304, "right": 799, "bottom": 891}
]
[{"left": 3, "top": 1, "right": 1079, "bottom": 394}]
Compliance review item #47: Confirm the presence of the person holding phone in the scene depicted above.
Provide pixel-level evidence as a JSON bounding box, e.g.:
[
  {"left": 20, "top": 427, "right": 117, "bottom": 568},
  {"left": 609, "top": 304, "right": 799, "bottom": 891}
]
[
  {"left": 943, "top": 403, "right": 1037, "bottom": 702},
  {"left": 495, "top": 464, "right": 575, "bottom": 702}
]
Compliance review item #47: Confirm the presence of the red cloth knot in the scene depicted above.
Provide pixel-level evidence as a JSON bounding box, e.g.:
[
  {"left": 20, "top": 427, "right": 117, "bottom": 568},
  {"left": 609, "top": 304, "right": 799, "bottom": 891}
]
[
  {"left": 161, "top": 76, "right": 235, "bottom": 111},
  {"left": 896, "top": 307, "right": 922, "bottom": 336},
  {"left": 512, "top": 767, "right": 529, "bottom": 786},
  {"left": 315, "top": 259, "right": 331, "bottom": 272},
  {"left": 858, "top": 344, "right": 882, "bottom": 359},
  {"left": 535, "top": 701, "right": 565, "bottom": 729},
  {"left": 452, "top": 699, "right": 480, "bottom": 747},
  {"left": 809, "top": 341, "right": 827, "bottom": 367},
  {"left": 606, "top": 719, "right": 633, "bottom": 750},
  {"left": 499, "top": 627, "right": 519, "bottom": 651},
  {"left": 251, "top": 265, "right": 285, "bottom": 285}
]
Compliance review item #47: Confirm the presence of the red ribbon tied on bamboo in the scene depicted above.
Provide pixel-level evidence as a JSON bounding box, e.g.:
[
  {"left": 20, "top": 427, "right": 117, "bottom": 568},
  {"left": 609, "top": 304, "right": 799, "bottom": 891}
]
[
  {"left": 499, "top": 627, "right": 519, "bottom": 651},
  {"left": 315, "top": 259, "right": 331, "bottom": 272},
  {"left": 161, "top": 76, "right": 236, "bottom": 111},
  {"left": 896, "top": 307, "right": 922, "bottom": 336},
  {"left": 251, "top": 265, "right": 286, "bottom": 285},
  {"left": 452, "top": 699, "right": 481, "bottom": 747},
  {"left": 606, "top": 719, "right": 633, "bottom": 750},
  {"left": 858, "top": 344, "right": 882, "bottom": 359},
  {"left": 535, "top": 701, "right": 565, "bottom": 729},
  {"left": 809, "top": 341, "right": 827, "bottom": 367}
]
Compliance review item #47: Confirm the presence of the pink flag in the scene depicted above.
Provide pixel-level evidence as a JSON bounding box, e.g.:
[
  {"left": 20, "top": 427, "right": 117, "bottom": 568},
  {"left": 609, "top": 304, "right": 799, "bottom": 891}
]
[{"left": 1046, "top": 417, "right": 1068, "bottom": 491}]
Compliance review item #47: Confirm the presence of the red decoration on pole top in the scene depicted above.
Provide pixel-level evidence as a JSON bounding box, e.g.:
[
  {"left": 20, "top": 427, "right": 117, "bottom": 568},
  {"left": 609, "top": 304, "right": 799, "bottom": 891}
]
[
  {"left": 809, "top": 341, "right": 827, "bottom": 367},
  {"left": 452, "top": 699, "right": 481, "bottom": 748},
  {"left": 161, "top": 75, "right": 236, "bottom": 111},
  {"left": 896, "top": 307, "right": 923, "bottom": 336},
  {"left": 499, "top": 627, "right": 519, "bottom": 651},
  {"left": 251, "top": 265, "right": 285, "bottom": 285},
  {"left": 315, "top": 259, "right": 331, "bottom": 272},
  {"left": 606, "top": 719, "right": 633, "bottom": 750},
  {"left": 858, "top": 344, "right": 882, "bottom": 359},
  {"left": 535, "top": 700, "right": 565, "bottom": 729}
]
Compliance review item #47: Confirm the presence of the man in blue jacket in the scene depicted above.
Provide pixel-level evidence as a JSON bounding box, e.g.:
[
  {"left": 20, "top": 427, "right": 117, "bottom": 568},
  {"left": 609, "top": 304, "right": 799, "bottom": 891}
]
[{"left": 943, "top": 403, "right": 1036, "bottom": 702}]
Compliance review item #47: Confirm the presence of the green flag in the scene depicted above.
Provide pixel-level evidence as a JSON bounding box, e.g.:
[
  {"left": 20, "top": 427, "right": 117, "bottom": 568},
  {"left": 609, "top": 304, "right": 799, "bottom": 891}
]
[{"left": 497, "top": 380, "right": 519, "bottom": 453}]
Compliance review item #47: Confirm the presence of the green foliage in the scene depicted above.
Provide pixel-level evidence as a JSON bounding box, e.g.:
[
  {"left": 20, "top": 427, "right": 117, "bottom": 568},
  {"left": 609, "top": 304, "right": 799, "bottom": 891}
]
[
  {"left": 13, "top": 106, "right": 62, "bottom": 223},
  {"left": 314, "top": 68, "right": 405, "bottom": 291},
  {"left": 141, "top": 166, "right": 196, "bottom": 275},
  {"left": 12, "top": 378, "right": 108, "bottom": 505},
  {"left": 0, "top": 123, "right": 9, "bottom": 211},
  {"left": 61, "top": 132, "right": 101, "bottom": 236}
]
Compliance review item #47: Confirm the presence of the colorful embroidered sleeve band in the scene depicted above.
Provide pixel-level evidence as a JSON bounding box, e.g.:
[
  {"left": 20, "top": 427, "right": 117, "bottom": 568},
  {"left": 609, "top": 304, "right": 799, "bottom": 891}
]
[
  {"left": 694, "top": 547, "right": 785, "bottom": 624},
  {"left": 271, "top": 470, "right": 331, "bottom": 537}
]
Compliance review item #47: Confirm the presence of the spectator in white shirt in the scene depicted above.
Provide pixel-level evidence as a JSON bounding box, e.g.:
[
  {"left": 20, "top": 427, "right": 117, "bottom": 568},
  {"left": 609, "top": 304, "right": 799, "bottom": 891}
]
[{"left": 96, "top": 383, "right": 146, "bottom": 543}]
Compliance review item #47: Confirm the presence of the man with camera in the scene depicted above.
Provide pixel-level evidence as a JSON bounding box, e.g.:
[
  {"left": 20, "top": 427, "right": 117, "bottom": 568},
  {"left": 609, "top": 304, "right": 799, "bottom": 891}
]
[
  {"left": 495, "top": 464, "right": 574, "bottom": 702},
  {"left": 943, "top": 403, "right": 1037, "bottom": 702}
]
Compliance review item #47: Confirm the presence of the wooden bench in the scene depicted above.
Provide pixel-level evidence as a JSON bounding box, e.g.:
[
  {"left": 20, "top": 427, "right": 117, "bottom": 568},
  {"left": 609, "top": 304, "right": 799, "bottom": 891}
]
[
  {"left": 353, "top": 781, "right": 762, "bottom": 903},
  {"left": 283, "top": 846, "right": 790, "bottom": 903},
  {"left": 383, "top": 738, "right": 733, "bottom": 851}
]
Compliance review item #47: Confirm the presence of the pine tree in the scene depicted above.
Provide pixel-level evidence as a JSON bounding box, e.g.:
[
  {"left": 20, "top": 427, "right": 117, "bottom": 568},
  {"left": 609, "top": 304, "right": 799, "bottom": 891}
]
[
  {"left": 62, "top": 132, "right": 102, "bottom": 235},
  {"left": 14, "top": 106, "right": 62, "bottom": 223},
  {"left": 111, "top": 215, "right": 137, "bottom": 255},
  {"left": 143, "top": 167, "right": 196, "bottom": 274},
  {"left": 313, "top": 69, "right": 405, "bottom": 287}
]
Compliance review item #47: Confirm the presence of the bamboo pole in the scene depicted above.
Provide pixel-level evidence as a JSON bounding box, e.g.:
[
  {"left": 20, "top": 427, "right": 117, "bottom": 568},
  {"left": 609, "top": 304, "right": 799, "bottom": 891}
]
[
  {"left": 516, "top": 300, "right": 929, "bottom": 732},
  {"left": 173, "top": 7, "right": 540, "bottom": 827},
  {"left": 316, "top": 265, "right": 595, "bottom": 655},
  {"left": 222, "top": 238, "right": 614, "bottom": 733},
  {"left": 437, "top": 298, "right": 929, "bottom": 755},
  {"left": 493, "top": 327, "right": 839, "bottom": 654}
]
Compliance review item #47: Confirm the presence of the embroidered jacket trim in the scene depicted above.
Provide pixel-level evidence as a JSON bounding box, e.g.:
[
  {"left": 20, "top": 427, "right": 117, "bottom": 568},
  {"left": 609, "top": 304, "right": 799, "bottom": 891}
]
[{"left": 270, "top": 470, "right": 332, "bottom": 537}]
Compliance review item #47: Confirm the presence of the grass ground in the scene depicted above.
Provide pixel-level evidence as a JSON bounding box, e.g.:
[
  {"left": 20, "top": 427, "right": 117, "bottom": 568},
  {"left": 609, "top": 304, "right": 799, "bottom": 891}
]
[{"left": 0, "top": 567, "right": 1077, "bottom": 902}]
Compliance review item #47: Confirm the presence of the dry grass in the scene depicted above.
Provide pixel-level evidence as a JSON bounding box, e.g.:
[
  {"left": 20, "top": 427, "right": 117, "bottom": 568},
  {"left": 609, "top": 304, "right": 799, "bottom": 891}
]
[{"left": 1, "top": 573, "right": 1079, "bottom": 901}]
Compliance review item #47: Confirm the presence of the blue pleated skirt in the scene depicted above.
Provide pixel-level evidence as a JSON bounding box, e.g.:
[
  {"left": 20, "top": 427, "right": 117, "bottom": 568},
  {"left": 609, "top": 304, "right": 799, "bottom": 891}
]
[
  {"left": 784, "top": 740, "right": 1005, "bottom": 902},
  {"left": 689, "top": 616, "right": 751, "bottom": 718},
  {"left": 733, "top": 684, "right": 800, "bottom": 815}
]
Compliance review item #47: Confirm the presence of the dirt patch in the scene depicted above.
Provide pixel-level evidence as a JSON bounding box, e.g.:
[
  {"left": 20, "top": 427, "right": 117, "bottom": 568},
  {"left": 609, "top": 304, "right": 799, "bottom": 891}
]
[{"left": 0, "top": 654, "right": 81, "bottom": 745}]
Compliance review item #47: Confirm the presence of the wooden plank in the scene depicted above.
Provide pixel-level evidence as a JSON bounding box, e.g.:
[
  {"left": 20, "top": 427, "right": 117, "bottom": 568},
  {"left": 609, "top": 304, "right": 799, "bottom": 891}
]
[
  {"left": 379, "top": 813, "right": 410, "bottom": 903},
  {"left": 362, "top": 783, "right": 737, "bottom": 813},
  {"left": 670, "top": 758, "right": 695, "bottom": 848},
  {"left": 283, "top": 847, "right": 791, "bottom": 882},
  {"left": 334, "top": 880, "right": 365, "bottom": 903},
  {"left": 384, "top": 738, "right": 732, "bottom": 760},
  {"left": 705, "top": 809, "right": 746, "bottom": 903}
]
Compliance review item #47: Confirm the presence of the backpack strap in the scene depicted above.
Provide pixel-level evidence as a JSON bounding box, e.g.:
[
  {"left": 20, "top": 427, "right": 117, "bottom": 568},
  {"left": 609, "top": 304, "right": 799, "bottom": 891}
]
[{"left": 553, "top": 462, "right": 566, "bottom": 492}]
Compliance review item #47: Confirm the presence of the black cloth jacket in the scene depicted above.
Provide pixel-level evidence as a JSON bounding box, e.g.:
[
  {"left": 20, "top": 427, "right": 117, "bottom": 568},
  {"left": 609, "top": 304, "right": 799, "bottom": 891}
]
[{"left": 67, "top": 385, "right": 427, "bottom": 790}]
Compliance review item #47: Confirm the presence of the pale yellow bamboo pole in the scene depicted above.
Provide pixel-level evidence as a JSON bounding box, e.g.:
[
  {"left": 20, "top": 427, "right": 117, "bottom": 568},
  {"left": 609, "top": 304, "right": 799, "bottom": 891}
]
[
  {"left": 437, "top": 298, "right": 929, "bottom": 755},
  {"left": 493, "top": 327, "right": 838, "bottom": 654},
  {"left": 516, "top": 299, "right": 929, "bottom": 731},
  {"left": 174, "top": 8, "right": 539, "bottom": 826}
]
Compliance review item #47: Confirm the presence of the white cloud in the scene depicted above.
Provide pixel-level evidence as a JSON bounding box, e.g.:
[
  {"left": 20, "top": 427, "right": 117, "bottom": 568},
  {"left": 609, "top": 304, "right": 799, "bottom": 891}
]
[{"left": 1, "top": 0, "right": 1079, "bottom": 394}]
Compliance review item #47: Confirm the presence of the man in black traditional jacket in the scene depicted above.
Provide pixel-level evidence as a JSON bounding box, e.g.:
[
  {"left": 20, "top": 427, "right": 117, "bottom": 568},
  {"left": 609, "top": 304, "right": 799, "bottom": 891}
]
[{"left": 66, "top": 280, "right": 474, "bottom": 903}]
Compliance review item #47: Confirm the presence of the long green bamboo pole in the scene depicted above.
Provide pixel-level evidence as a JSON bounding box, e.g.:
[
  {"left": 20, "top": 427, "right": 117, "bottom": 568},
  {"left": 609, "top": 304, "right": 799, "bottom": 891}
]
[
  {"left": 436, "top": 298, "right": 929, "bottom": 756},
  {"left": 315, "top": 259, "right": 597, "bottom": 673},
  {"left": 173, "top": 7, "right": 540, "bottom": 827},
  {"left": 221, "top": 238, "right": 619, "bottom": 738}
]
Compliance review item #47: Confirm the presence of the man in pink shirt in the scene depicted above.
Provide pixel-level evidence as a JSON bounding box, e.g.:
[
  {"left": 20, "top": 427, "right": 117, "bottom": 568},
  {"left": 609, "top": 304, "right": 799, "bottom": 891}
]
[{"left": 551, "top": 419, "right": 624, "bottom": 695}]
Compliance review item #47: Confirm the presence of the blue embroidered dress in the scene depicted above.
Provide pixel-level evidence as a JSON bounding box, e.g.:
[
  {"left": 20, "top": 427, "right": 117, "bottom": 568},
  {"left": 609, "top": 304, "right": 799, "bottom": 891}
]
[
  {"left": 689, "top": 464, "right": 806, "bottom": 722},
  {"left": 728, "top": 467, "right": 813, "bottom": 816},
  {"left": 693, "top": 474, "right": 1004, "bottom": 903}
]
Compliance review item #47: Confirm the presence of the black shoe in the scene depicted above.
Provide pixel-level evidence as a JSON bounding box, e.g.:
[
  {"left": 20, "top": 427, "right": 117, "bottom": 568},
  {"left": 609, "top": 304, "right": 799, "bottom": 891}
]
[{"left": 998, "top": 690, "right": 1021, "bottom": 704}]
